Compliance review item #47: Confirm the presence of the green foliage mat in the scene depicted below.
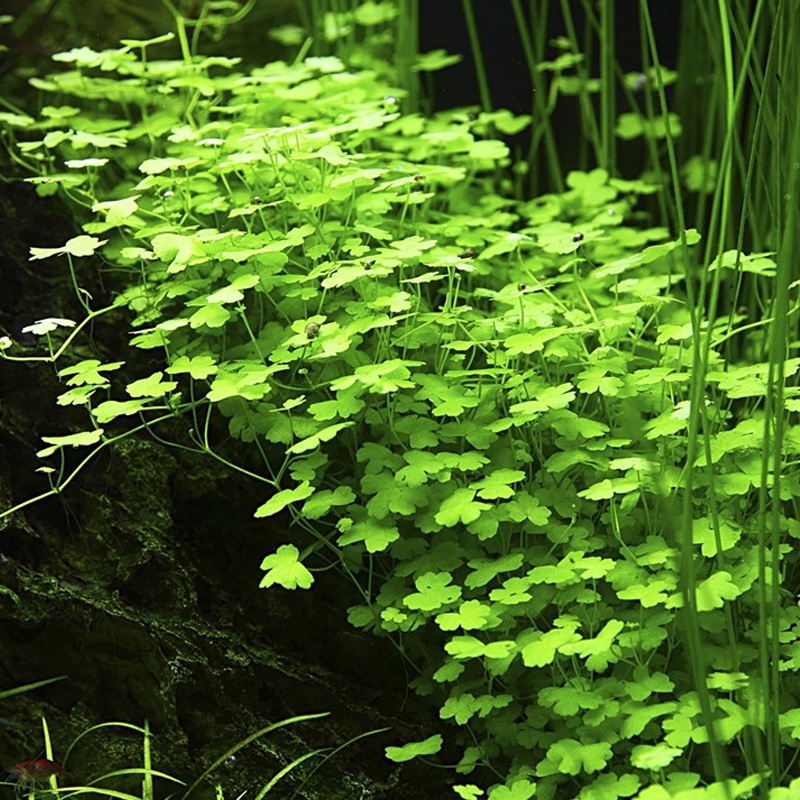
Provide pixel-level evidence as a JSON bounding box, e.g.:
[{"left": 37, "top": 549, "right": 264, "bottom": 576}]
[{"left": 2, "top": 22, "right": 800, "bottom": 800}]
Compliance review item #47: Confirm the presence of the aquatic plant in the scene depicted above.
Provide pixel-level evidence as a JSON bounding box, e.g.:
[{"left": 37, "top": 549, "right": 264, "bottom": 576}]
[{"left": 1, "top": 2, "right": 799, "bottom": 799}]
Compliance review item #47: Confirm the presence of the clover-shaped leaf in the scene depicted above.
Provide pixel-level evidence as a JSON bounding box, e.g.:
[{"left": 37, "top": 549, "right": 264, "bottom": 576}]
[
  {"left": 67, "top": 157, "right": 109, "bottom": 169},
  {"left": 29, "top": 235, "right": 107, "bottom": 260},
  {"left": 435, "top": 488, "right": 490, "bottom": 526},
  {"left": 59, "top": 359, "right": 124, "bottom": 386},
  {"left": 501, "top": 493, "right": 550, "bottom": 525},
  {"left": 396, "top": 449, "right": 446, "bottom": 487},
  {"left": 453, "top": 786, "right": 483, "bottom": 800},
  {"left": 413, "top": 47, "right": 462, "bottom": 71},
  {"left": 37, "top": 428, "right": 104, "bottom": 459},
  {"left": 206, "top": 273, "right": 260, "bottom": 304},
  {"left": 189, "top": 303, "right": 232, "bottom": 330},
  {"left": 126, "top": 371, "right": 178, "bottom": 398},
  {"left": 435, "top": 599, "right": 493, "bottom": 631},
  {"left": 466, "top": 553, "right": 524, "bottom": 588},
  {"left": 630, "top": 743, "right": 683, "bottom": 771},
  {"left": 440, "top": 692, "right": 479, "bottom": 725},
  {"left": 616, "top": 578, "right": 675, "bottom": 608},
  {"left": 695, "top": 571, "right": 741, "bottom": 611},
  {"left": 490, "top": 576, "right": 534, "bottom": 606},
  {"left": 580, "top": 773, "right": 641, "bottom": 800},
  {"left": 546, "top": 738, "right": 612, "bottom": 775},
  {"left": 301, "top": 486, "right": 355, "bottom": 519},
  {"left": 21, "top": 317, "right": 76, "bottom": 335},
  {"left": 92, "top": 195, "right": 139, "bottom": 223},
  {"left": 504, "top": 328, "right": 567, "bottom": 356},
  {"left": 337, "top": 516, "right": 400, "bottom": 553},
  {"left": 92, "top": 399, "right": 149, "bottom": 423},
  {"left": 259, "top": 543, "right": 314, "bottom": 590},
  {"left": 521, "top": 624, "right": 581, "bottom": 667},
  {"left": 254, "top": 482, "right": 314, "bottom": 518},
  {"left": 433, "top": 660, "right": 465, "bottom": 683},
  {"left": 166, "top": 355, "right": 218, "bottom": 380},
  {"left": 472, "top": 469, "right": 526, "bottom": 500},
  {"left": 445, "top": 636, "right": 515, "bottom": 660},
  {"left": 488, "top": 779, "right": 536, "bottom": 800},
  {"left": 384, "top": 734, "right": 442, "bottom": 763},
  {"left": 287, "top": 421, "right": 355, "bottom": 455},
  {"left": 692, "top": 516, "right": 742, "bottom": 557},
  {"left": 510, "top": 383, "right": 575, "bottom": 415},
  {"left": 403, "top": 572, "right": 461, "bottom": 612}
]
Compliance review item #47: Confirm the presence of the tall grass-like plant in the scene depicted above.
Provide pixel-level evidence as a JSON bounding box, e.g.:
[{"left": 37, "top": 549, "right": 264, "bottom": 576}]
[{"left": 2, "top": 714, "right": 345, "bottom": 800}]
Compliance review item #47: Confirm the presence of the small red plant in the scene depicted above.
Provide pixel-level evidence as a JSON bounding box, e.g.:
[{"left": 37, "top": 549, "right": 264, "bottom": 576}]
[{"left": 8, "top": 759, "right": 64, "bottom": 787}]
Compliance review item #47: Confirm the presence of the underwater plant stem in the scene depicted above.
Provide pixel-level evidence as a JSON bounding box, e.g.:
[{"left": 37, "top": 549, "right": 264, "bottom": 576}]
[
  {"left": 510, "top": 0, "right": 564, "bottom": 193},
  {"left": 460, "top": 0, "right": 493, "bottom": 113},
  {"left": 599, "top": 0, "right": 616, "bottom": 174},
  {"left": 640, "top": 1, "right": 733, "bottom": 792}
]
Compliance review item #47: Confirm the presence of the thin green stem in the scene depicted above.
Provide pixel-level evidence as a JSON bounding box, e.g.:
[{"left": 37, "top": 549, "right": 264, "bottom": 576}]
[{"left": 461, "top": 0, "right": 493, "bottom": 113}]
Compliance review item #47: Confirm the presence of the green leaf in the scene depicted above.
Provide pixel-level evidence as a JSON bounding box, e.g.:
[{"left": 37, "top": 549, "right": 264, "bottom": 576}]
[
  {"left": 487, "top": 780, "right": 536, "bottom": 800},
  {"left": 206, "top": 274, "right": 260, "bottom": 304},
  {"left": 396, "top": 450, "right": 446, "bottom": 487},
  {"left": 92, "top": 399, "right": 149, "bottom": 423},
  {"left": 307, "top": 390, "right": 364, "bottom": 421},
  {"left": 545, "top": 738, "right": 612, "bottom": 775},
  {"left": 435, "top": 599, "right": 493, "bottom": 632},
  {"left": 433, "top": 660, "right": 465, "bottom": 683},
  {"left": 337, "top": 517, "right": 399, "bottom": 553},
  {"left": 92, "top": 195, "right": 139, "bottom": 223},
  {"left": 259, "top": 543, "right": 314, "bottom": 590},
  {"left": 692, "top": 516, "right": 742, "bottom": 557},
  {"left": 489, "top": 576, "right": 533, "bottom": 605},
  {"left": 30, "top": 235, "right": 107, "bottom": 260},
  {"left": 37, "top": 428, "right": 104, "bottom": 458},
  {"left": 126, "top": 371, "right": 178, "bottom": 398},
  {"left": 435, "top": 488, "right": 490, "bottom": 526},
  {"left": 403, "top": 572, "right": 462, "bottom": 612},
  {"left": 630, "top": 744, "right": 682, "bottom": 771},
  {"left": 504, "top": 328, "right": 567, "bottom": 355},
  {"left": 576, "top": 366, "right": 624, "bottom": 396},
  {"left": 616, "top": 112, "right": 682, "bottom": 140},
  {"left": 521, "top": 624, "right": 581, "bottom": 668},
  {"left": 332, "top": 359, "right": 421, "bottom": 394},
  {"left": 139, "top": 156, "right": 201, "bottom": 174},
  {"left": 465, "top": 553, "right": 524, "bottom": 588},
  {"left": 453, "top": 786, "right": 483, "bottom": 800},
  {"left": 616, "top": 579, "right": 675, "bottom": 608},
  {"left": 301, "top": 486, "right": 355, "bottom": 519},
  {"left": 501, "top": 493, "right": 550, "bottom": 525},
  {"left": 440, "top": 692, "right": 479, "bottom": 725},
  {"left": 22, "top": 317, "right": 75, "bottom": 336},
  {"left": 206, "top": 363, "right": 278, "bottom": 402},
  {"left": 189, "top": 303, "right": 232, "bottom": 329},
  {"left": 58, "top": 359, "right": 124, "bottom": 385},
  {"left": 539, "top": 684, "right": 603, "bottom": 717},
  {"left": 413, "top": 49, "right": 461, "bottom": 72},
  {"left": 472, "top": 469, "right": 526, "bottom": 500},
  {"left": 254, "top": 482, "right": 314, "bottom": 518},
  {"left": 445, "top": 636, "right": 516, "bottom": 660},
  {"left": 509, "top": 383, "right": 575, "bottom": 415},
  {"left": 287, "top": 421, "right": 355, "bottom": 454},
  {"left": 384, "top": 734, "right": 442, "bottom": 763},
  {"left": 152, "top": 232, "right": 207, "bottom": 273},
  {"left": 695, "top": 571, "right": 742, "bottom": 612},
  {"left": 166, "top": 355, "right": 218, "bottom": 380},
  {"left": 469, "top": 140, "right": 509, "bottom": 161},
  {"left": 67, "top": 157, "right": 109, "bottom": 169},
  {"left": 361, "top": 471, "right": 428, "bottom": 518}
]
